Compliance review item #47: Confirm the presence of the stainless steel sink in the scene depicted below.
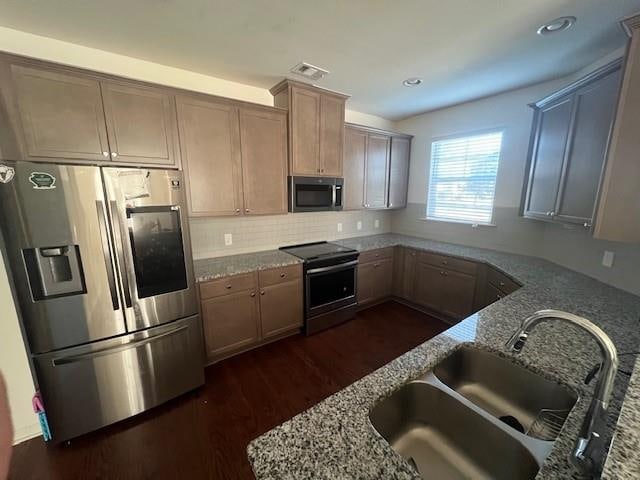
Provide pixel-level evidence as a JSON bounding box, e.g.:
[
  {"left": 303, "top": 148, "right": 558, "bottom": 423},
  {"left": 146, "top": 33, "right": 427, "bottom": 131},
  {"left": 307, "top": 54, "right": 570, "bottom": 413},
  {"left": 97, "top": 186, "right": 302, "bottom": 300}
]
[
  {"left": 369, "top": 346, "right": 579, "bottom": 479},
  {"left": 369, "top": 382, "right": 540, "bottom": 479},
  {"left": 433, "top": 346, "right": 578, "bottom": 440}
]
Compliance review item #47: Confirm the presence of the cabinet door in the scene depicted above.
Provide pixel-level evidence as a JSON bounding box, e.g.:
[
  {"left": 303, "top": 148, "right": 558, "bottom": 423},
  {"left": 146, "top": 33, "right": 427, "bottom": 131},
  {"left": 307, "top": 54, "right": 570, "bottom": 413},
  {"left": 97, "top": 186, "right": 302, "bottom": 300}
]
[
  {"left": 290, "top": 87, "right": 320, "bottom": 175},
  {"left": 554, "top": 69, "right": 621, "bottom": 225},
  {"left": 364, "top": 134, "right": 391, "bottom": 208},
  {"left": 102, "top": 82, "right": 179, "bottom": 165},
  {"left": 401, "top": 248, "right": 419, "bottom": 301},
  {"left": 239, "top": 107, "right": 288, "bottom": 215},
  {"left": 260, "top": 279, "right": 303, "bottom": 338},
  {"left": 11, "top": 65, "right": 110, "bottom": 161},
  {"left": 357, "top": 262, "right": 376, "bottom": 305},
  {"left": 524, "top": 96, "right": 574, "bottom": 218},
  {"left": 440, "top": 270, "right": 477, "bottom": 320},
  {"left": 388, "top": 136, "right": 411, "bottom": 209},
  {"left": 201, "top": 290, "right": 260, "bottom": 359},
  {"left": 343, "top": 127, "right": 367, "bottom": 210},
  {"left": 484, "top": 282, "right": 506, "bottom": 307},
  {"left": 414, "top": 263, "right": 443, "bottom": 311},
  {"left": 374, "top": 258, "right": 394, "bottom": 299},
  {"left": 176, "top": 97, "right": 243, "bottom": 216},
  {"left": 319, "top": 95, "right": 344, "bottom": 176}
]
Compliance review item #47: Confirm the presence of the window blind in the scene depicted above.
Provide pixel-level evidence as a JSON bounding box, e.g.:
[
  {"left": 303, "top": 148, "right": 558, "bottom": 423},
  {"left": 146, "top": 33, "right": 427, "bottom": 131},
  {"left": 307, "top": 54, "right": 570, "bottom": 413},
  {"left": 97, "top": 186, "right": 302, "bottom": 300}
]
[{"left": 427, "top": 131, "right": 503, "bottom": 224}]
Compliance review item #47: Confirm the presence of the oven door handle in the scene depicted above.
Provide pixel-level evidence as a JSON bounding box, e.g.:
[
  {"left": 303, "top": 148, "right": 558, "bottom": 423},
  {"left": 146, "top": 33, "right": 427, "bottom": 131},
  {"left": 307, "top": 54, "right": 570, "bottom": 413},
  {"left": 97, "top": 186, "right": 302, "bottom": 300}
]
[{"left": 306, "top": 260, "right": 359, "bottom": 275}]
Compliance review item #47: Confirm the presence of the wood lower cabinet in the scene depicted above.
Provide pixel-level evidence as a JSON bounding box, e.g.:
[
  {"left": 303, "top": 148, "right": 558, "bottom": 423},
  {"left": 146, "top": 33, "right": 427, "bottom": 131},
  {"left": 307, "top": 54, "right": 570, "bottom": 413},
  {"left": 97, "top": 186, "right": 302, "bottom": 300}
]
[
  {"left": 357, "top": 249, "right": 394, "bottom": 306},
  {"left": 178, "top": 96, "right": 288, "bottom": 217},
  {"left": 202, "top": 288, "right": 260, "bottom": 358},
  {"left": 477, "top": 266, "right": 522, "bottom": 310},
  {"left": 200, "top": 265, "right": 303, "bottom": 363},
  {"left": 439, "top": 269, "right": 477, "bottom": 319},
  {"left": 259, "top": 278, "right": 303, "bottom": 339},
  {"left": 414, "top": 262, "right": 443, "bottom": 311}
]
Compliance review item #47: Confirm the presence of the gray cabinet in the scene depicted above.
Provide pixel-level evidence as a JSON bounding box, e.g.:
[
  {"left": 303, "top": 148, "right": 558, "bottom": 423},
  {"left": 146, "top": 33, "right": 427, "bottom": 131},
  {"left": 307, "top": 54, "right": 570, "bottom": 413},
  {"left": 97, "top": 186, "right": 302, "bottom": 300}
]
[
  {"left": 388, "top": 136, "right": 411, "bottom": 209},
  {"left": 523, "top": 61, "right": 622, "bottom": 227}
]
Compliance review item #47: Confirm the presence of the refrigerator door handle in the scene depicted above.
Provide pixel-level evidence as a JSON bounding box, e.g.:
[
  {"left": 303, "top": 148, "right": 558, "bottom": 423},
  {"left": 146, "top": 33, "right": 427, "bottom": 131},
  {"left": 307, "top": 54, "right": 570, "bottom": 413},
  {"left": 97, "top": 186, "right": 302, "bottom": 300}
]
[
  {"left": 96, "top": 201, "right": 119, "bottom": 310},
  {"left": 109, "top": 200, "right": 133, "bottom": 309},
  {"left": 52, "top": 324, "right": 189, "bottom": 366}
]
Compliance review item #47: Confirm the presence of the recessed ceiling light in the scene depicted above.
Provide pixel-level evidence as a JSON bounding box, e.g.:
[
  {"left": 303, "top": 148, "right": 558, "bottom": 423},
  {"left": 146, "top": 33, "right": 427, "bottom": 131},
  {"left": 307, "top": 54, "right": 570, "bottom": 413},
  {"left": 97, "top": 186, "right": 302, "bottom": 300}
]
[
  {"left": 537, "top": 16, "right": 576, "bottom": 35},
  {"left": 403, "top": 77, "right": 423, "bottom": 87}
]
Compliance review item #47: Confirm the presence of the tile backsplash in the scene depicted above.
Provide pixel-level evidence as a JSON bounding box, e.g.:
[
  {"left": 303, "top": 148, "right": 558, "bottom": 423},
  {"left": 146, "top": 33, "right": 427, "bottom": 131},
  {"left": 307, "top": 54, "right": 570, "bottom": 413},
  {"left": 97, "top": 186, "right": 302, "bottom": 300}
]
[{"left": 190, "top": 210, "right": 392, "bottom": 259}]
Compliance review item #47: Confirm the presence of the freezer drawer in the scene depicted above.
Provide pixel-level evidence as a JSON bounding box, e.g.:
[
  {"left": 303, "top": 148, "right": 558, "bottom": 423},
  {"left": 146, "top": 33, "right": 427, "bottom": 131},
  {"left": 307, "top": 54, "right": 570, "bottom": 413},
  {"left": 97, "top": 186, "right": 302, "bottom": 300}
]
[{"left": 33, "top": 314, "right": 204, "bottom": 442}]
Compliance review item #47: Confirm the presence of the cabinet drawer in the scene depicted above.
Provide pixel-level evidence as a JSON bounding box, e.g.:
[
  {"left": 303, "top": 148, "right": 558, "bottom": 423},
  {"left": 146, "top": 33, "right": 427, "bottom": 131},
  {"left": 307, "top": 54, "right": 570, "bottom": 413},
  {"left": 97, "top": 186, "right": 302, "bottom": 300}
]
[
  {"left": 418, "top": 252, "right": 477, "bottom": 275},
  {"left": 359, "top": 247, "right": 394, "bottom": 264},
  {"left": 199, "top": 272, "right": 257, "bottom": 300},
  {"left": 486, "top": 268, "right": 520, "bottom": 294},
  {"left": 258, "top": 264, "right": 302, "bottom": 287}
]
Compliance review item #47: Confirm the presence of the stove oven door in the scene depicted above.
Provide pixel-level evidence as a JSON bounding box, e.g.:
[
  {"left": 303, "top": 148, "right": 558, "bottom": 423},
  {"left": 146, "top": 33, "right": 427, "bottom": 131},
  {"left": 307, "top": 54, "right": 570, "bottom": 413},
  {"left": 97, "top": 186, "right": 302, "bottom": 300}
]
[{"left": 305, "top": 260, "right": 357, "bottom": 317}]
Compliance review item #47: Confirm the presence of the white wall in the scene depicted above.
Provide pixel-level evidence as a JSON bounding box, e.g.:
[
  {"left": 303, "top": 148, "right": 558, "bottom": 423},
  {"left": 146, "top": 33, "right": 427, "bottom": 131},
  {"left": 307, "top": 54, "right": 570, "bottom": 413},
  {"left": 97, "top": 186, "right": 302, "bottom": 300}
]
[{"left": 0, "top": 26, "right": 394, "bottom": 444}]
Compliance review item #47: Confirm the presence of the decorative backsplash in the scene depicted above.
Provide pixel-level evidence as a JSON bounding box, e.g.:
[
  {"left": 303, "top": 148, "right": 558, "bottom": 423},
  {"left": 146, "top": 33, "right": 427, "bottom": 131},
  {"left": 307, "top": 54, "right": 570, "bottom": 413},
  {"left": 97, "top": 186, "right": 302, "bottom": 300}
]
[{"left": 189, "top": 210, "right": 392, "bottom": 259}]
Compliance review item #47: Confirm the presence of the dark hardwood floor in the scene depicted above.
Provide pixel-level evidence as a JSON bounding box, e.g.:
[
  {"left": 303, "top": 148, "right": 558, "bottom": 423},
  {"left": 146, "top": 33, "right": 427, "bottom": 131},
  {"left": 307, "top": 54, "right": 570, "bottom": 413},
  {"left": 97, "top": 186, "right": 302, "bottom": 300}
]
[{"left": 9, "top": 301, "right": 449, "bottom": 480}]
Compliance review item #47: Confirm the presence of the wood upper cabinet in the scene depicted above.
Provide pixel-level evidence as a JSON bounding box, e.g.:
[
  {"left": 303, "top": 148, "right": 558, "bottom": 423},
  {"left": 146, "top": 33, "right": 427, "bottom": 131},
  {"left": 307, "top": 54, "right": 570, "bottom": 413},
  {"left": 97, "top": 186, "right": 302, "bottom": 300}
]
[
  {"left": 10, "top": 65, "right": 110, "bottom": 161},
  {"left": 595, "top": 15, "right": 640, "bottom": 243},
  {"left": 365, "top": 134, "right": 390, "bottom": 208},
  {"left": 290, "top": 87, "right": 320, "bottom": 175},
  {"left": 524, "top": 61, "right": 622, "bottom": 226},
  {"left": 202, "top": 287, "right": 260, "bottom": 359},
  {"left": 388, "top": 136, "right": 411, "bottom": 209},
  {"left": 177, "top": 96, "right": 243, "bottom": 216},
  {"left": 344, "top": 124, "right": 412, "bottom": 211},
  {"left": 343, "top": 126, "right": 367, "bottom": 209},
  {"left": 319, "top": 94, "right": 345, "bottom": 176},
  {"left": 101, "top": 82, "right": 179, "bottom": 165},
  {"left": 178, "top": 95, "right": 288, "bottom": 217},
  {"left": 239, "top": 107, "right": 288, "bottom": 215},
  {"left": 271, "top": 79, "right": 348, "bottom": 177}
]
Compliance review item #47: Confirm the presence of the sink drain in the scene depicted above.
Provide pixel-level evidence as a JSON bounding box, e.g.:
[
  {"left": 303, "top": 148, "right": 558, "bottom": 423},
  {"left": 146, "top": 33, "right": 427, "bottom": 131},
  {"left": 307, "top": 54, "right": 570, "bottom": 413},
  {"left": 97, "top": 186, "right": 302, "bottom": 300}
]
[{"left": 499, "top": 415, "right": 524, "bottom": 433}]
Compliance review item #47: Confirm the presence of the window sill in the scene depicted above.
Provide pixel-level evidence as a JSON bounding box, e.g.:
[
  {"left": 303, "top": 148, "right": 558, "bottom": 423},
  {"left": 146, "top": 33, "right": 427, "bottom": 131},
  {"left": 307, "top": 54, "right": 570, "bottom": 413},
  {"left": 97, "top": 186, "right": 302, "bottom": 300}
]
[{"left": 419, "top": 217, "right": 497, "bottom": 228}]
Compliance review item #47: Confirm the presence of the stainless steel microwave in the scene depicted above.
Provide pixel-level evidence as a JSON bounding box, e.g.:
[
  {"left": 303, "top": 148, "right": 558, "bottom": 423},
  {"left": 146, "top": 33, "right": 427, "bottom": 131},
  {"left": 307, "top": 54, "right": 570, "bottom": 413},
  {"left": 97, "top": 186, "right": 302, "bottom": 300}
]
[{"left": 288, "top": 176, "right": 343, "bottom": 212}]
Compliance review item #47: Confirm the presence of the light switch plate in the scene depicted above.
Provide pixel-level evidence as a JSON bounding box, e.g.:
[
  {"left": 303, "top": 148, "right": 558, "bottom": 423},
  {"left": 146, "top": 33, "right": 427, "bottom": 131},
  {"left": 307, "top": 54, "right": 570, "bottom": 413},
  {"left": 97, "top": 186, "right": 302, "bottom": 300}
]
[
  {"left": 374, "top": 219, "right": 380, "bottom": 229},
  {"left": 337, "top": 222, "right": 343, "bottom": 232},
  {"left": 602, "top": 251, "right": 614, "bottom": 268},
  {"left": 357, "top": 221, "right": 362, "bottom": 231},
  {"left": 224, "top": 233, "right": 233, "bottom": 246}
]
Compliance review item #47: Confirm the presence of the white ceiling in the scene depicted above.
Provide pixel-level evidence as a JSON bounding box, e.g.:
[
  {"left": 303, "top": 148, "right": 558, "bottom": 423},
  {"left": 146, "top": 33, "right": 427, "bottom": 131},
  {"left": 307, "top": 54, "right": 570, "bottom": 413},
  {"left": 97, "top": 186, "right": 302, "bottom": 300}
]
[{"left": 0, "top": 0, "right": 639, "bottom": 120}]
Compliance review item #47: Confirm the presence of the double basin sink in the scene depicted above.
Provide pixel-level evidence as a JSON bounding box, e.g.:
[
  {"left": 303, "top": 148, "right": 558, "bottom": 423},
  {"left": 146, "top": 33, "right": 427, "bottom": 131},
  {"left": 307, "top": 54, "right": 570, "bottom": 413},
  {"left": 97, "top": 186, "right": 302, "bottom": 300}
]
[{"left": 369, "top": 346, "right": 578, "bottom": 479}]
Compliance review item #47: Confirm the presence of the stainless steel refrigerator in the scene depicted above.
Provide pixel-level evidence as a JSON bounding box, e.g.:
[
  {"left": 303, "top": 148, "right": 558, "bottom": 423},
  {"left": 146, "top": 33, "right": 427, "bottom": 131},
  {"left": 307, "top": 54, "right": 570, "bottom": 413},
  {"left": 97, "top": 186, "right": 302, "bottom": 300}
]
[{"left": 0, "top": 161, "right": 204, "bottom": 442}]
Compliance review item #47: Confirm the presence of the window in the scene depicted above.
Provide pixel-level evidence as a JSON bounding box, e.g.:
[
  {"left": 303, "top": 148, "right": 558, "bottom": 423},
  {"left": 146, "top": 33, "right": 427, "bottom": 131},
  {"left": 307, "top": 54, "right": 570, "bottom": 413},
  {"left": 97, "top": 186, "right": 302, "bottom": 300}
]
[{"left": 427, "top": 130, "right": 503, "bottom": 224}]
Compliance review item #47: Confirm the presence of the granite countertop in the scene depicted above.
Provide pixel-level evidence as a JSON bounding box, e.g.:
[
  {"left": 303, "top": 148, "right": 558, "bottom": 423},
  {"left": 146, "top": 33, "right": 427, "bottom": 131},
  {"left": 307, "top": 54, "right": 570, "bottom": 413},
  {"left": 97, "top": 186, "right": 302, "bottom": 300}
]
[
  {"left": 246, "top": 233, "right": 640, "bottom": 479},
  {"left": 193, "top": 249, "right": 302, "bottom": 282}
]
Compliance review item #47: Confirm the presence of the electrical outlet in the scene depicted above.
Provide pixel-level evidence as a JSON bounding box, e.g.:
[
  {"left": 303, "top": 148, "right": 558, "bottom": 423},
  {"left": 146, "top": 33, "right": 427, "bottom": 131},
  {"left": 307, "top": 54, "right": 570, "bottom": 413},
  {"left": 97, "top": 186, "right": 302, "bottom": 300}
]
[
  {"left": 374, "top": 219, "right": 380, "bottom": 229},
  {"left": 337, "top": 222, "right": 343, "bottom": 232},
  {"left": 357, "top": 221, "right": 362, "bottom": 231},
  {"left": 602, "top": 251, "right": 615, "bottom": 268},
  {"left": 224, "top": 233, "right": 233, "bottom": 246}
]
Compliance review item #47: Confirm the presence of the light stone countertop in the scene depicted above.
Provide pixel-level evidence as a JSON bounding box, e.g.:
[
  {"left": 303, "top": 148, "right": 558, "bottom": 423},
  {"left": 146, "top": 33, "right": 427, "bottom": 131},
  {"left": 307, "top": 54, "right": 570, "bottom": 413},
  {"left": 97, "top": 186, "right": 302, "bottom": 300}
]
[
  {"left": 193, "top": 249, "right": 302, "bottom": 282},
  {"left": 239, "top": 233, "right": 640, "bottom": 479}
]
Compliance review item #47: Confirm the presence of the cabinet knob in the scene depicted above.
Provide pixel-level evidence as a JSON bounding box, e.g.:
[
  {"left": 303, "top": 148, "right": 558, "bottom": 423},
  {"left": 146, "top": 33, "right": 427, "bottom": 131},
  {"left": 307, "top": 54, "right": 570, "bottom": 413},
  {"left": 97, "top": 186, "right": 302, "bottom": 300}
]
[
  {"left": 442, "top": 260, "right": 448, "bottom": 265},
  {"left": 550, "top": 211, "right": 556, "bottom": 217},
  {"left": 250, "top": 292, "right": 256, "bottom": 297},
  {"left": 410, "top": 252, "right": 416, "bottom": 257},
  {"left": 111, "top": 152, "right": 118, "bottom": 158},
  {"left": 235, "top": 208, "right": 241, "bottom": 213},
  {"left": 102, "top": 151, "right": 109, "bottom": 157},
  {"left": 280, "top": 273, "right": 286, "bottom": 278},
  {"left": 374, "top": 263, "right": 380, "bottom": 268},
  {"left": 546, "top": 211, "right": 551, "bottom": 216},
  {"left": 440, "top": 271, "right": 445, "bottom": 275},
  {"left": 499, "top": 281, "right": 505, "bottom": 287},
  {"left": 583, "top": 222, "right": 592, "bottom": 228},
  {"left": 389, "top": 203, "right": 393, "bottom": 207},
  {"left": 225, "top": 284, "right": 232, "bottom": 289},
  {"left": 260, "top": 290, "right": 265, "bottom": 296},
  {"left": 245, "top": 208, "right": 250, "bottom": 213}
]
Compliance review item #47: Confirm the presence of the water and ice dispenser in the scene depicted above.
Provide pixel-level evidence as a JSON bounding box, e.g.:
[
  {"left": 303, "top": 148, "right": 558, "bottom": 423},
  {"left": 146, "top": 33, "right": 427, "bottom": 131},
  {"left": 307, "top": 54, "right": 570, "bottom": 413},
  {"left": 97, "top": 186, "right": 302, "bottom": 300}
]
[{"left": 23, "top": 245, "right": 86, "bottom": 300}]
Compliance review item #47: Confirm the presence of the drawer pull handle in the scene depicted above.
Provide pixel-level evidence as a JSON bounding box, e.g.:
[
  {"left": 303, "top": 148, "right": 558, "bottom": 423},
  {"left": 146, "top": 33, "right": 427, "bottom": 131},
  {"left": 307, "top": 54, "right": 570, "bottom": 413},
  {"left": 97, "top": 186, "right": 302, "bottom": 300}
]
[
  {"left": 280, "top": 273, "right": 286, "bottom": 278},
  {"left": 226, "top": 285, "right": 232, "bottom": 289}
]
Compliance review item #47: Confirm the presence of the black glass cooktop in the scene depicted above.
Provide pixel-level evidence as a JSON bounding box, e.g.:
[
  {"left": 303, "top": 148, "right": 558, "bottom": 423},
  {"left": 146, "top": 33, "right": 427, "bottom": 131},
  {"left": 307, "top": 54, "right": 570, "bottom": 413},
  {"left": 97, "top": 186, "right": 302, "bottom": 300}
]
[{"left": 280, "top": 241, "right": 357, "bottom": 261}]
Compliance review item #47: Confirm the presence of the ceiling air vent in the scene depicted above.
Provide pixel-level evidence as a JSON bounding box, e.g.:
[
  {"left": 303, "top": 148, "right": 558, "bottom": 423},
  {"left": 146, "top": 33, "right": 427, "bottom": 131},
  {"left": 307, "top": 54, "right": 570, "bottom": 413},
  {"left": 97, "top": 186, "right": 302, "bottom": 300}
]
[{"left": 289, "top": 62, "right": 329, "bottom": 81}]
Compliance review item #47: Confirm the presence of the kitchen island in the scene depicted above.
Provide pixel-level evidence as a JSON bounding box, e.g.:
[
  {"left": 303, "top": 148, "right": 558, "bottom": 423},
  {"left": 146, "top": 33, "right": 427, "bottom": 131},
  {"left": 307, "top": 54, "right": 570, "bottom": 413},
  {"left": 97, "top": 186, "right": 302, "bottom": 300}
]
[{"left": 247, "top": 233, "right": 640, "bottom": 479}]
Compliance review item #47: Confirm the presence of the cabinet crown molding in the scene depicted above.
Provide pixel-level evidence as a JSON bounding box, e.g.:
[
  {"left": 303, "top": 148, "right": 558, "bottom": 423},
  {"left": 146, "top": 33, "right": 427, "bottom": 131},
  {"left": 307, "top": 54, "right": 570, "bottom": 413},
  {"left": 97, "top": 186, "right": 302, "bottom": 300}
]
[
  {"left": 269, "top": 78, "right": 350, "bottom": 99},
  {"left": 622, "top": 13, "right": 640, "bottom": 35}
]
